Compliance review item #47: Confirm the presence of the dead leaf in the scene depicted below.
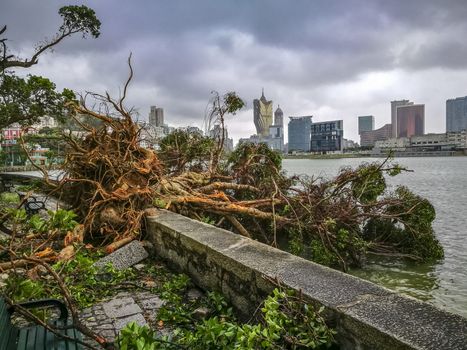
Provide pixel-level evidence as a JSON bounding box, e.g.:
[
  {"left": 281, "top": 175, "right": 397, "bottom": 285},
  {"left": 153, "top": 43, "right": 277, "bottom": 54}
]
[
  {"left": 34, "top": 247, "right": 55, "bottom": 259},
  {"left": 57, "top": 245, "right": 75, "bottom": 262},
  {"left": 64, "top": 224, "right": 84, "bottom": 246}
]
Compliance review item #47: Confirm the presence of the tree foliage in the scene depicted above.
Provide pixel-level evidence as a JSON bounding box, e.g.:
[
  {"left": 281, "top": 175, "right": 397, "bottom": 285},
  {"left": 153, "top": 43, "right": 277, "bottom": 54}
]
[
  {"left": 158, "top": 130, "right": 215, "bottom": 175},
  {"left": 0, "top": 75, "right": 75, "bottom": 129},
  {"left": 205, "top": 91, "right": 245, "bottom": 172},
  {"left": 1, "top": 5, "right": 100, "bottom": 71},
  {"left": 0, "top": 5, "right": 100, "bottom": 129}
]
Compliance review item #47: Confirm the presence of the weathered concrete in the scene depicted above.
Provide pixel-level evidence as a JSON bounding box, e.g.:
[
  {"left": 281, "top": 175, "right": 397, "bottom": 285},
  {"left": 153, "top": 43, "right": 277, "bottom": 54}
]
[
  {"left": 146, "top": 209, "right": 467, "bottom": 350},
  {"left": 79, "top": 291, "right": 166, "bottom": 343},
  {"left": 102, "top": 297, "right": 142, "bottom": 319},
  {"left": 94, "top": 240, "right": 149, "bottom": 270}
]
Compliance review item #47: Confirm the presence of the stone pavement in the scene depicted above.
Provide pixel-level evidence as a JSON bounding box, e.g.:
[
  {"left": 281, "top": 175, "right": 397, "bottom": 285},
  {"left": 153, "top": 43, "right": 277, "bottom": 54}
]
[{"left": 79, "top": 290, "right": 165, "bottom": 343}]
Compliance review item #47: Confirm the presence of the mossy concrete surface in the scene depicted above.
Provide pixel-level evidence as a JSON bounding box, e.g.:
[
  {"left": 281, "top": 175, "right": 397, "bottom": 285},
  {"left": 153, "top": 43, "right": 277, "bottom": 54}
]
[{"left": 146, "top": 209, "right": 467, "bottom": 350}]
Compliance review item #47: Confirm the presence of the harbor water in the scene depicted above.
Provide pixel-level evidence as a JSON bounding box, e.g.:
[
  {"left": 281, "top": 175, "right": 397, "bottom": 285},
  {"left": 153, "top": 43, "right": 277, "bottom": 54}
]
[{"left": 283, "top": 157, "right": 467, "bottom": 318}]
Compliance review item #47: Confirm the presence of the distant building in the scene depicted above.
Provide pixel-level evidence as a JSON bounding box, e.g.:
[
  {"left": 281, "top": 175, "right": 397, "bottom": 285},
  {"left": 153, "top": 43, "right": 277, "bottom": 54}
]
[
  {"left": 360, "top": 124, "right": 392, "bottom": 147},
  {"left": 391, "top": 100, "right": 413, "bottom": 138},
  {"left": 446, "top": 96, "right": 467, "bottom": 132},
  {"left": 374, "top": 132, "right": 467, "bottom": 152},
  {"left": 343, "top": 138, "right": 359, "bottom": 150},
  {"left": 358, "top": 115, "right": 375, "bottom": 134},
  {"left": 410, "top": 133, "right": 447, "bottom": 149},
  {"left": 310, "top": 120, "right": 344, "bottom": 153},
  {"left": 25, "top": 144, "right": 50, "bottom": 166},
  {"left": 447, "top": 130, "right": 467, "bottom": 148},
  {"left": 253, "top": 90, "right": 273, "bottom": 137},
  {"left": 238, "top": 125, "right": 284, "bottom": 153},
  {"left": 137, "top": 122, "right": 165, "bottom": 149},
  {"left": 182, "top": 126, "right": 204, "bottom": 135},
  {"left": 209, "top": 124, "right": 234, "bottom": 152},
  {"left": 149, "top": 106, "right": 164, "bottom": 127},
  {"left": 396, "top": 104, "right": 424, "bottom": 138},
  {"left": 32, "top": 116, "right": 57, "bottom": 130},
  {"left": 268, "top": 124, "right": 284, "bottom": 152},
  {"left": 288, "top": 116, "right": 312, "bottom": 152},
  {"left": 2, "top": 123, "right": 22, "bottom": 140},
  {"left": 274, "top": 105, "right": 284, "bottom": 126},
  {"left": 238, "top": 134, "right": 262, "bottom": 147},
  {"left": 374, "top": 137, "right": 410, "bottom": 149}
]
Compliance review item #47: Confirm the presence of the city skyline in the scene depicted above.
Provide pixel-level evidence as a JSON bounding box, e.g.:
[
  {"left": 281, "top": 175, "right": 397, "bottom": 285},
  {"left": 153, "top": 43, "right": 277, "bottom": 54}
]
[{"left": 3, "top": 0, "right": 467, "bottom": 143}]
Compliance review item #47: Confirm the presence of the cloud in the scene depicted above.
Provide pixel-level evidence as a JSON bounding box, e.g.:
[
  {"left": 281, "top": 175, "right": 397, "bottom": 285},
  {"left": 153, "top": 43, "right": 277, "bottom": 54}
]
[{"left": 2, "top": 0, "right": 467, "bottom": 143}]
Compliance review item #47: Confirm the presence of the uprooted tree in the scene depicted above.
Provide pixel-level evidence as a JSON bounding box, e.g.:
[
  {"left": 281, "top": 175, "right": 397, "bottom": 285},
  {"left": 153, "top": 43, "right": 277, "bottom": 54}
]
[
  {"left": 20, "top": 59, "right": 439, "bottom": 272},
  {"left": 3, "top": 58, "right": 443, "bottom": 272}
]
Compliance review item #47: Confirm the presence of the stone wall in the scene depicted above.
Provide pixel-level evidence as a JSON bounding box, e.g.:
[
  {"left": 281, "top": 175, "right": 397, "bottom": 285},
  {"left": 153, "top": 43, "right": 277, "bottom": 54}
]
[{"left": 146, "top": 210, "right": 467, "bottom": 350}]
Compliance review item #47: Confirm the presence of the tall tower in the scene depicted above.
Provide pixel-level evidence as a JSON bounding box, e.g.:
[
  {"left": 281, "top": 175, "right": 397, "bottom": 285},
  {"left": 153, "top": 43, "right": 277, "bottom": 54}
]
[
  {"left": 288, "top": 116, "right": 312, "bottom": 152},
  {"left": 446, "top": 96, "right": 467, "bottom": 132},
  {"left": 274, "top": 105, "right": 284, "bottom": 126},
  {"left": 253, "top": 89, "right": 273, "bottom": 137},
  {"left": 149, "top": 106, "right": 164, "bottom": 127},
  {"left": 358, "top": 115, "right": 375, "bottom": 134},
  {"left": 391, "top": 100, "right": 413, "bottom": 138},
  {"left": 396, "top": 104, "right": 425, "bottom": 138}
]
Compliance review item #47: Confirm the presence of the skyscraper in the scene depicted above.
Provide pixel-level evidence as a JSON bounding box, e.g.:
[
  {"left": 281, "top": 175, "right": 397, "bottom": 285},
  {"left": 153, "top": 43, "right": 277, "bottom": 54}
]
[
  {"left": 360, "top": 124, "right": 392, "bottom": 147},
  {"left": 358, "top": 115, "right": 375, "bottom": 134},
  {"left": 274, "top": 105, "right": 284, "bottom": 126},
  {"left": 391, "top": 100, "right": 413, "bottom": 138},
  {"left": 149, "top": 106, "right": 164, "bottom": 127},
  {"left": 310, "top": 120, "right": 344, "bottom": 152},
  {"left": 288, "top": 116, "right": 312, "bottom": 152},
  {"left": 253, "top": 90, "right": 273, "bottom": 137},
  {"left": 446, "top": 96, "right": 467, "bottom": 132},
  {"left": 396, "top": 104, "right": 425, "bottom": 138}
]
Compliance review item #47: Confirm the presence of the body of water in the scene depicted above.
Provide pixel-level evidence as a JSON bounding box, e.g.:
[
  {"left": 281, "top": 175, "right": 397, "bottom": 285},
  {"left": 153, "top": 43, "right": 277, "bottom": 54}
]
[{"left": 283, "top": 157, "right": 467, "bottom": 318}]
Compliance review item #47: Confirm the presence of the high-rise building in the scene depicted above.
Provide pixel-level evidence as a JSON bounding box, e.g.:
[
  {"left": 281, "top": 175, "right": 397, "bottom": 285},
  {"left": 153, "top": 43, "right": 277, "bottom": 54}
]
[
  {"left": 253, "top": 90, "right": 273, "bottom": 137},
  {"left": 149, "top": 106, "right": 164, "bottom": 127},
  {"left": 288, "top": 116, "right": 312, "bottom": 152},
  {"left": 268, "top": 124, "right": 284, "bottom": 152},
  {"left": 310, "top": 120, "right": 344, "bottom": 152},
  {"left": 396, "top": 104, "right": 424, "bottom": 138},
  {"left": 360, "top": 124, "right": 392, "bottom": 147},
  {"left": 358, "top": 115, "right": 375, "bottom": 134},
  {"left": 209, "top": 125, "right": 234, "bottom": 152},
  {"left": 391, "top": 100, "right": 413, "bottom": 138},
  {"left": 446, "top": 96, "right": 467, "bottom": 132},
  {"left": 274, "top": 105, "right": 284, "bottom": 126}
]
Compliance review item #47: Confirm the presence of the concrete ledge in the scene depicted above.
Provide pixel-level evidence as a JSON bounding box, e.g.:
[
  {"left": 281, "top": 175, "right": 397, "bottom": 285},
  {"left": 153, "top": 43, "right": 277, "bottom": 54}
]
[{"left": 146, "top": 209, "right": 467, "bottom": 350}]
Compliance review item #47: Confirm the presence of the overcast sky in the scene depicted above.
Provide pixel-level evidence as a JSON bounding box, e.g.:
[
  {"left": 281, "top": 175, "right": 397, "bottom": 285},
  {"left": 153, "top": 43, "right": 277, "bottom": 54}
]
[{"left": 3, "top": 0, "right": 467, "bottom": 144}]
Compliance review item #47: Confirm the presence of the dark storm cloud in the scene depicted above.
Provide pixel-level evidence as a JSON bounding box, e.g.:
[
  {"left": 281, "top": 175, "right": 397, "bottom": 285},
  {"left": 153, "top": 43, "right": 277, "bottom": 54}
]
[{"left": 2, "top": 0, "right": 467, "bottom": 141}]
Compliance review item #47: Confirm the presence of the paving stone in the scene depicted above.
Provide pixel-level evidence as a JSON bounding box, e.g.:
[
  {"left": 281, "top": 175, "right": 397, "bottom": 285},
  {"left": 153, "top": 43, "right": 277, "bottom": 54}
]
[
  {"left": 103, "top": 297, "right": 142, "bottom": 318},
  {"left": 95, "top": 314, "right": 108, "bottom": 321},
  {"left": 100, "top": 329, "right": 117, "bottom": 341},
  {"left": 93, "top": 240, "right": 148, "bottom": 270},
  {"left": 113, "top": 313, "right": 148, "bottom": 333},
  {"left": 80, "top": 307, "right": 92, "bottom": 315},
  {"left": 139, "top": 296, "right": 165, "bottom": 310},
  {"left": 134, "top": 291, "right": 153, "bottom": 300},
  {"left": 95, "top": 323, "right": 114, "bottom": 330}
]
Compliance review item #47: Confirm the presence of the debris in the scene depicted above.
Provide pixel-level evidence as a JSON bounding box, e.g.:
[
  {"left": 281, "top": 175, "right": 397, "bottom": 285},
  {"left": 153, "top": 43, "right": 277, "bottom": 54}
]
[
  {"left": 57, "top": 245, "right": 75, "bottom": 262},
  {"left": 93, "top": 240, "right": 149, "bottom": 271}
]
